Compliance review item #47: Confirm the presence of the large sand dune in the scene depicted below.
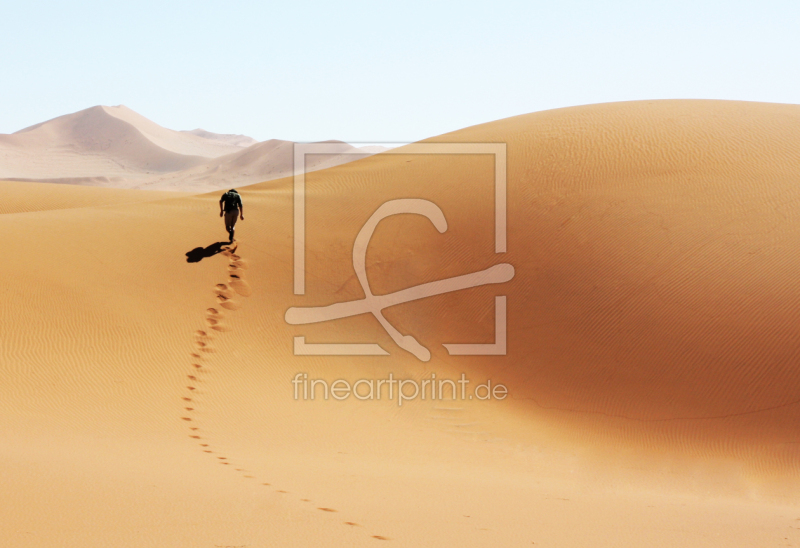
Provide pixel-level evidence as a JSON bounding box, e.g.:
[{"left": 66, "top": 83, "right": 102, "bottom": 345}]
[
  {"left": 0, "top": 105, "right": 382, "bottom": 191},
  {"left": 3, "top": 100, "right": 800, "bottom": 547}
]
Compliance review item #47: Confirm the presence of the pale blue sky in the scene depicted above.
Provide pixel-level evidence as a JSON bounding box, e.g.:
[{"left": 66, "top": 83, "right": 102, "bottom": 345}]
[{"left": 2, "top": 0, "right": 799, "bottom": 142}]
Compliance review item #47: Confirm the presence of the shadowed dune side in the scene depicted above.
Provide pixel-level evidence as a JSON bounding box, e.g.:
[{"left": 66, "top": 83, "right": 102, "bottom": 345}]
[
  {"left": 436, "top": 100, "right": 800, "bottom": 464},
  {"left": 4, "top": 100, "right": 800, "bottom": 547},
  {"left": 412, "top": 101, "right": 800, "bottom": 466}
]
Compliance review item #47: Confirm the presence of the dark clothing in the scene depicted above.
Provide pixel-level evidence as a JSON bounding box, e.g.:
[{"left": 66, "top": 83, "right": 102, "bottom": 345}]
[{"left": 221, "top": 191, "right": 242, "bottom": 212}]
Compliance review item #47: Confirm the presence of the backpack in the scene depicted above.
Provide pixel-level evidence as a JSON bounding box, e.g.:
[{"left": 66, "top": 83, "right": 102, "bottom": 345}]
[{"left": 222, "top": 191, "right": 241, "bottom": 212}]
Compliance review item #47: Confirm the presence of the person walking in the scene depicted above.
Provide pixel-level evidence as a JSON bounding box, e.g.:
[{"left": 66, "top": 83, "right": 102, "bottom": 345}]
[{"left": 219, "top": 189, "right": 244, "bottom": 242}]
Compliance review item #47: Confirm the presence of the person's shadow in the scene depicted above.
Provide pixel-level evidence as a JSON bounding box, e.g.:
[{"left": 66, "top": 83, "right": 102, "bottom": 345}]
[{"left": 185, "top": 241, "right": 229, "bottom": 263}]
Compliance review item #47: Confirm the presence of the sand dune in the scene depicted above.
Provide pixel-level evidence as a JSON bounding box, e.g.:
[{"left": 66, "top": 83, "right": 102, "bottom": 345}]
[
  {"left": 132, "top": 138, "right": 379, "bottom": 192},
  {"left": 181, "top": 128, "right": 259, "bottom": 148},
  {"left": 0, "top": 105, "right": 242, "bottom": 179},
  {"left": 12, "top": 105, "right": 253, "bottom": 158},
  {"left": 3, "top": 100, "right": 800, "bottom": 547},
  {"left": 0, "top": 106, "right": 383, "bottom": 191}
]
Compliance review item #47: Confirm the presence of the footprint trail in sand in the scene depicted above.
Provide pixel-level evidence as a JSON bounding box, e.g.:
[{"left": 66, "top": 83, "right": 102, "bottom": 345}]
[{"left": 180, "top": 242, "right": 390, "bottom": 542}]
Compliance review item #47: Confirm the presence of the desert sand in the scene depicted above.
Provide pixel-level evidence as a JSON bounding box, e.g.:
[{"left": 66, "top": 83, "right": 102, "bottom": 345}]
[
  {"left": 3, "top": 100, "right": 800, "bottom": 547},
  {"left": 0, "top": 105, "right": 382, "bottom": 191}
]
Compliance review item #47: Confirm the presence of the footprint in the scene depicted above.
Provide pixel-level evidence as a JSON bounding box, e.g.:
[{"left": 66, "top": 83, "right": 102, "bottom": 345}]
[
  {"left": 215, "top": 286, "right": 235, "bottom": 299},
  {"left": 229, "top": 277, "right": 252, "bottom": 297},
  {"left": 189, "top": 246, "right": 351, "bottom": 534}
]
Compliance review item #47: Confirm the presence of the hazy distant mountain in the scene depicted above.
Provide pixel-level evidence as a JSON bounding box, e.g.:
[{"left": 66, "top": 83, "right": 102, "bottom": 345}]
[
  {"left": 181, "top": 128, "right": 259, "bottom": 149},
  {"left": 0, "top": 106, "right": 385, "bottom": 191},
  {"left": 133, "top": 138, "right": 380, "bottom": 192}
]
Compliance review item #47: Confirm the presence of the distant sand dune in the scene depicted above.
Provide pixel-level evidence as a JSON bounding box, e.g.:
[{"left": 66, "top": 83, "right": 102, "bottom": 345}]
[
  {"left": 0, "top": 105, "right": 385, "bottom": 191},
  {"left": 181, "top": 128, "right": 259, "bottom": 148},
  {"left": 132, "top": 138, "right": 378, "bottom": 192},
  {"left": 3, "top": 100, "right": 800, "bottom": 547}
]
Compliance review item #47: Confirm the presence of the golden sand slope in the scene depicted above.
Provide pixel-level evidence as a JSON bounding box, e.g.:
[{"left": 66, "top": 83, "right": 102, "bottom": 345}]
[
  {"left": 3, "top": 100, "right": 800, "bottom": 547},
  {"left": 0, "top": 180, "right": 189, "bottom": 214}
]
